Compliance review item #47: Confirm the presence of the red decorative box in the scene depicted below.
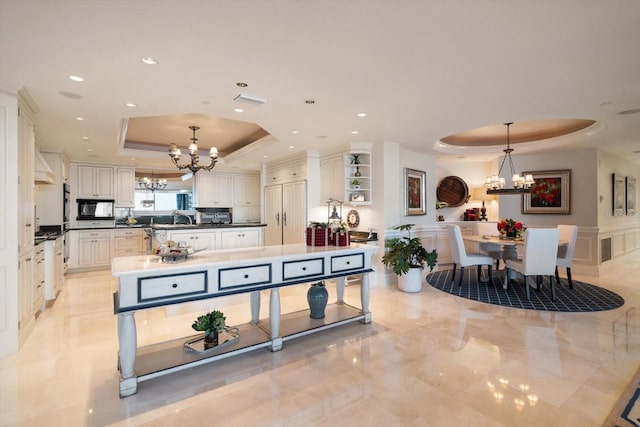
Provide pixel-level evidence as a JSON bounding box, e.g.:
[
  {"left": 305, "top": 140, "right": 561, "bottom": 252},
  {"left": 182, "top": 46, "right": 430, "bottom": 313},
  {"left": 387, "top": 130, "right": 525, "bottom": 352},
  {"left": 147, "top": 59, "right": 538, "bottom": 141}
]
[
  {"left": 306, "top": 227, "right": 329, "bottom": 246},
  {"left": 333, "top": 231, "right": 350, "bottom": 246}
]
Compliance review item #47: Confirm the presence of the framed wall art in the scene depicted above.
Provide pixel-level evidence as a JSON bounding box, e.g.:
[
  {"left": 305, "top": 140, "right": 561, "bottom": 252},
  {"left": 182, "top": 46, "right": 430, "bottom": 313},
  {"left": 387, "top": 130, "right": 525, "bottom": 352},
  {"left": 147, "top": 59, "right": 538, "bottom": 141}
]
[
  {"left": 521, "top": 169, "right": 571, "bottom": 214},
  {"left": 404, "top": 168, "right": 426, "bottom": 216},
  {"left": 626, "top": 176, "right": 636, "bottom": 216},
  {"left": 613, "top": 173, "right": 625, "bottom": 216}
]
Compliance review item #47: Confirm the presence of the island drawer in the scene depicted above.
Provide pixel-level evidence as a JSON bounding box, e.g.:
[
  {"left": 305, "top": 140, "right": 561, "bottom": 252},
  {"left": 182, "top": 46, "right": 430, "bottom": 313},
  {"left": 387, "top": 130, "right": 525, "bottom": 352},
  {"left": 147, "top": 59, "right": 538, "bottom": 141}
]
[
  {"left": 218, "top": 264, "right": 271, "bottom": 290},
  {"left": 138, "top": 271, "right": 208, "bottom": 302},
  {"left": 331, "top": 253, "right": 364, "bottom": 273},
  {"left": 282, "top": 257, "right": 324, "bottom": 280}
]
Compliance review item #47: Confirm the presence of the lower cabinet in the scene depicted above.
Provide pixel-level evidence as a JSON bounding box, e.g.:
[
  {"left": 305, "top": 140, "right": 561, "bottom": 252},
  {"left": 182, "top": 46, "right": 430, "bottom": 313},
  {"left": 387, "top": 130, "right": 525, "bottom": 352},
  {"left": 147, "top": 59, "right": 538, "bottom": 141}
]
[
  {"left": 18, "top": 252, "right": 35, "bottom": 334},
  {"left": 220, "top": 228, "right": 263, "bottom": 250},
  {"left": 69, "top": 230, "right": 111, "bottom": 269},
  {"left": 33, "top": 244, "right": 45, "bottom": 313},
  {"left": 44, "top": 236, "right": 64, "bottom": 301},
  {"left": 113, "top": 229, "right": 144, "bottom": 257},
  {"left": 166, "top": 230, "right": 216, "bottom": 252}
]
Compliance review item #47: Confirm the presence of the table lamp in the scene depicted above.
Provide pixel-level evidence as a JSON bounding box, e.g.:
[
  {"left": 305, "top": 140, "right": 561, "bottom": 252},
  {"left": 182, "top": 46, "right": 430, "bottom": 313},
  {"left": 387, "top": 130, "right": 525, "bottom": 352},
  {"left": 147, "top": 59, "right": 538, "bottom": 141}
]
[{"left": 472, "top": 188, "right": 497, "bottom": 221}]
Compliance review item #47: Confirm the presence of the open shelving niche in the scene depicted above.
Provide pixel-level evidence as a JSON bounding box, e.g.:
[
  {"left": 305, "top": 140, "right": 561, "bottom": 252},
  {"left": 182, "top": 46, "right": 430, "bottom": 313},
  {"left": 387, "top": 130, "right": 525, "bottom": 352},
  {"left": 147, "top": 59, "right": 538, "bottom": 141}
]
[{"left": 344, "top": 151, "right": 371, "bottom": 205}]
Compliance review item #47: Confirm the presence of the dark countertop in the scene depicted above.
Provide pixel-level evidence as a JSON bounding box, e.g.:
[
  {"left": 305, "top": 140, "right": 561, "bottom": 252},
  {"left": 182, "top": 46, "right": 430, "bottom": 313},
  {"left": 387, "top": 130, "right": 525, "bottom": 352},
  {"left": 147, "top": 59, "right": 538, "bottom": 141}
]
[{"left": 68, "top": 223, "right": 266, "bottom": 231}]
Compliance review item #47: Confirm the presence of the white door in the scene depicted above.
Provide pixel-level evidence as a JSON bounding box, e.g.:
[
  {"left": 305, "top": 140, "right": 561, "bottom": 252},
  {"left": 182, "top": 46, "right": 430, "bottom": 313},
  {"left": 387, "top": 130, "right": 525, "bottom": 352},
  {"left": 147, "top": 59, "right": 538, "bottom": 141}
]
[
  {"left": 264, "top": 185, "right": 283, "bottom": 245},
  {"left": 282, "top": 181, "right": 307, "bottom": 245}
]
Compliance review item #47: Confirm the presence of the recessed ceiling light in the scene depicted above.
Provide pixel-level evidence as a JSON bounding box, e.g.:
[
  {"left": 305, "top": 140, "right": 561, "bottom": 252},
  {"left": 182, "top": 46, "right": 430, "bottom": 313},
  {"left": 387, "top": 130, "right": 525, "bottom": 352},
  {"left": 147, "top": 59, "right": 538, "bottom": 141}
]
[
  {"left": 125, "top": 102, "right": 137, "bottom": 108},
  {"left": 305, "top": 99, "right": 316, "bottom": 104},
  {"left": 201, "top": 100, "right": 210, "bottom": 105},
  {"left": 141, "top": 57, "right": 158, "bottom": 65},
  {"left": 292, "top": 130, "right": 299, "bottom": 134},
  {"left": 82, "top": 136, "right": 90, "bottom": 141},
  {"left": 234, "top": 108, "right": 244, "bottom": 113},
  {"left": 351, "top": 131, "right": 359, "bottom": 134},
  {"left": 68, "top": 75, "right": 84, "bottom": 82},
  {"left": 236, "top": 82, "right": 248, "bottom": 87},
  {"left": 357, "top": 113, "right": 367, "bottom": 117},
  {"left": 87, "top": 148, "right": 93, "bottom": 152},
  {"left": 263, "top": 155, "right": 269, "bottom": 158},
  {"left": 289, "top": 145, "right": 295, "bottom": 149},
  {"left": 75, "top": 117, "right": 84, "bottom": 121}
]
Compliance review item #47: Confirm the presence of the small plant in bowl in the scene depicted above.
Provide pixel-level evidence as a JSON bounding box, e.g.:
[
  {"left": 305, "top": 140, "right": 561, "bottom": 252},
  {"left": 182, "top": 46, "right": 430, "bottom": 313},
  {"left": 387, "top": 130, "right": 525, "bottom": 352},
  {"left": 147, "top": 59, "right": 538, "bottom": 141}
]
[
  {"left": 192, "top": 310, "right": 226, "bottom": 348},
  {"left": 351, "top": 179, "right": 362, "bottom": 189}
]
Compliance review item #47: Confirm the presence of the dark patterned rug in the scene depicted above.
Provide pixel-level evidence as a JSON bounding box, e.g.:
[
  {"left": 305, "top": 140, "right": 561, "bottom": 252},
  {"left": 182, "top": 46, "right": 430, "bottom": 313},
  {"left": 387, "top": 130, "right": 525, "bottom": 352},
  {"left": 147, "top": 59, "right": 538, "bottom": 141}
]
[{"left": 426, "top": 269, "right": 625, "bottom": 312}]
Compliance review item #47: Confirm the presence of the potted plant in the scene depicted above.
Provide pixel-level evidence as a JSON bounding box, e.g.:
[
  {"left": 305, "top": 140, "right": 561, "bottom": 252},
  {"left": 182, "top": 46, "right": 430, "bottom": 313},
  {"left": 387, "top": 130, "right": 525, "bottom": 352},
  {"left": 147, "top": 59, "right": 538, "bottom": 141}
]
[
  {"left": 192, "top": 309, "right": 226, "bottom": 349},
  {"left": 351, "top": 179, "right": 362, "bottom": 189},
  {"left": 382, "top": 224, "right": 438, "bottom": 293},
  {"left": 436, "top": 201, "right": 449, "bottom": 221}
]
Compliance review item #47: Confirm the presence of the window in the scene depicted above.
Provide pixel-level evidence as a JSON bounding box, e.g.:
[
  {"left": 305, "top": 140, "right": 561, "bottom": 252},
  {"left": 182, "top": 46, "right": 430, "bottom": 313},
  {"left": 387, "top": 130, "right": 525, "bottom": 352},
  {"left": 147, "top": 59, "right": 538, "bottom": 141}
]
[{"left": 133, "top": 191, "right": 192, "bottom": 212}]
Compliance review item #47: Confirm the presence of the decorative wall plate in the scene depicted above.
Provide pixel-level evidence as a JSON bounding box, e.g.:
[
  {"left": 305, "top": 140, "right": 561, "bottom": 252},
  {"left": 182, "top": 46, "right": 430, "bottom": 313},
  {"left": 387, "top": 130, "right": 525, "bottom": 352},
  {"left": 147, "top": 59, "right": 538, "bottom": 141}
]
[
  {"left": 436, "top": 175, "right": 470, "bottom": 207},
  {"left": 346, "top": 209, "right": 360, "bottom": 228}
]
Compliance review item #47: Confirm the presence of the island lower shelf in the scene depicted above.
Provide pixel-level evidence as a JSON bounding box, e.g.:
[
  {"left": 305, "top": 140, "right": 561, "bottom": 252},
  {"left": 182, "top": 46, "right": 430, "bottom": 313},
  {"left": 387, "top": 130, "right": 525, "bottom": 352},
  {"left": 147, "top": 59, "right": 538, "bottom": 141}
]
[{"left": 133, "top": 302, "right": 365, "bottom": 382}]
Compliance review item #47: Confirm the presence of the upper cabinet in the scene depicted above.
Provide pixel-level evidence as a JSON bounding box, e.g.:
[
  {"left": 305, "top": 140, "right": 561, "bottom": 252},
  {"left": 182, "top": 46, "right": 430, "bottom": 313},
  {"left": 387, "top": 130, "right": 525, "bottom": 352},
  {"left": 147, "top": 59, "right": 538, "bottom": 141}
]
[
  {"left": 320, "top": 155, "right": 344, "bottom": 202},
  {"left": 38, "top": 151, "right": 69, "bottom": 226},
  {"left": 266, "top": 160, "right": 307, "bottom": 185},
  {"left": 115, "top": 167, "right": 135, "bottom": 207},
  {"left": 192, "top": 172, "right": 232, "bottom": 207},
  {"left": 76, "top": 165, "right": 114, "bottom": 199},
  {"left": 232, "top": 174, "right": 261, "bottom": 223}
]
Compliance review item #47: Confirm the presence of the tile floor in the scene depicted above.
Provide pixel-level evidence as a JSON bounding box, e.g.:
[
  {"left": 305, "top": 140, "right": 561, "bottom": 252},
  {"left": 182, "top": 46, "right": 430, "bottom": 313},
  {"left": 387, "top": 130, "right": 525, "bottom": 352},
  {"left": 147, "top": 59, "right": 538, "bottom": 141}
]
[{"left": 1, "top": 253, "right": 639, "bottom": 427}]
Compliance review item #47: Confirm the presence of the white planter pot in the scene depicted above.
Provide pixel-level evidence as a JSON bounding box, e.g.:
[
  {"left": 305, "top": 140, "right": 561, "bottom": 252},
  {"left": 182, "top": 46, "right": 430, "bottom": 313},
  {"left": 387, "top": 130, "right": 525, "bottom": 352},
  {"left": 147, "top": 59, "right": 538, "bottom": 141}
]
[{"left": 397, "top": 267, "right": 423, "bottom": 293}]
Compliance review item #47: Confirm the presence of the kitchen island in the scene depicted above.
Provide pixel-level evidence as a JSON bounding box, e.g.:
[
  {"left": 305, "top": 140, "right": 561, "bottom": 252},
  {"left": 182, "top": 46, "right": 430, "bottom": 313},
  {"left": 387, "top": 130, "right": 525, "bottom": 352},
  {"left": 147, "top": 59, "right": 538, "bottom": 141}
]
[{"left": 112, "top": 243, "right": 378, "bottom": 397}]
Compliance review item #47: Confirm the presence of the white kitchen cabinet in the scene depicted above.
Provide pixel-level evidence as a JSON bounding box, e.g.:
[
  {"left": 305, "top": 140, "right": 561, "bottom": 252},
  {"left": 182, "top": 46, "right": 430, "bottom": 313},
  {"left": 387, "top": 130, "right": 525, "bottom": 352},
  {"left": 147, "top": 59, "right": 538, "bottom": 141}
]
[
  {"left": 320, "top": 155, "right": 344, "bottom": 202},
  {"left": 266, "top": 160, "right": 306, "bottom": 185},
  {"left": 264, "top": 181, "right": 306, "bottom": 246},
  {"left": 113, "top": 228, "right": 144, "bottom": 257},
  {"left": 166, "top": 230, "right": 216, "bottom": 252},
  {"left": 233, "top": 174, "right": 261, "bottom": 223},
  {"left": 33, "top": 244, "right": 45, "bottom": 313},
  {"left": 69, "top": 230, "right": 111, "bottom": 269},
  {"left": 193, "top": 172, "right": 232, "bottom": 207},
  {"left": 115, "top": 167, "right": 135, "bottom": 207},
  {"left": 220, "top": 228, "right": 263, "bottom": 249},
  {"left": 18, "top": 103, "right": 35, "bottom": 257},
  {"left": 44, "top": 236, "right": 64, "bottom": 301},
  {"left": 18, "top": 252, "right": 35, "bottom": 335},
  {"left": 76, "top": 165, "right": 114, "bottom": 199}
]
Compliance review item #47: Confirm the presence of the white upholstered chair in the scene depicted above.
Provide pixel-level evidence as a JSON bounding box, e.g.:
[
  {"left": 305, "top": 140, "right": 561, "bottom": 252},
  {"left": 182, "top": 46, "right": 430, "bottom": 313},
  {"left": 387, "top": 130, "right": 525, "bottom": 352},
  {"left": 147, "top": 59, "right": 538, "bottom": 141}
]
[
  {"left": 505, "top": 228, "right": 560, "bottom": 300},
  {"left": 448, "top": 225, "right": 494, "bottom": 286},
  {"left": 555, "top": 224, "right": 578, "bottom": 289},
  {"left": 475, "top": 221, "right": 503, "bottom": 270}
]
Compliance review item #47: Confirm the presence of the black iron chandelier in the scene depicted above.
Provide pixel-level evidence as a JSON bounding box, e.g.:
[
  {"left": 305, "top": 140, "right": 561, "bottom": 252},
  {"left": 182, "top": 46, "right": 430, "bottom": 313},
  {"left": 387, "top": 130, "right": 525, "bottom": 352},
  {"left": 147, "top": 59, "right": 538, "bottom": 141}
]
[
  {"left": 485, "top": 122, "right": 534, "bottom": 195},
  {"left": 168, "top": 125, "right": 218, "bottom": 174}
]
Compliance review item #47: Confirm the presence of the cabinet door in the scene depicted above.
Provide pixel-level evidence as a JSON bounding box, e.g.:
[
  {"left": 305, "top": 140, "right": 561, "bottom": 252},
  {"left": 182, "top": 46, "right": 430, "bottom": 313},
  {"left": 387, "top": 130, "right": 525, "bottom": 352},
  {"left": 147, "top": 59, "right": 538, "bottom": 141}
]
[
  {"left": 233, "top": 175, "right": 260, "bottom": 206},
  {"left": 321, "top": 156, "right": 344, "bottom": 202},
  {"left": 266, "top": 167, "right": 284, "bottom": 184},
  {"left": 18, "top": 112, "right": 35, "bottom": 256},
  {"left": 282, "top": 181, "right": 306, "bottom": 245},
  {"left": 168, "top": 231, "right": 215, "bottom": 251},
  {"left": 77, "top": 239, "right": 95, "bottom": 267},
  {"left": 220, "top": 229, "right": 262, "bottom": 249},
  {"left": 93, "top": 238, "right": 111, "bottom": 265},
  {"left": 76, "top": 165, "right": 96, "bottom": 198},
  {"left": 115, "top": 167, "right": 135, "bottom": 207},
  {"left": 95, "top": 167, "right": 114, "bottom": 198},
  {"left": 18, "top": 254, "right": 34, "bottom": 332},
  {"left": 264, "top": 185, "right": 283, "bottom": 245},
  {"left": 194, "top": 172, "right": 232, "bottom": 207},
  {"left": 284, "top": 162, "right": 306, "bottom": 181}
]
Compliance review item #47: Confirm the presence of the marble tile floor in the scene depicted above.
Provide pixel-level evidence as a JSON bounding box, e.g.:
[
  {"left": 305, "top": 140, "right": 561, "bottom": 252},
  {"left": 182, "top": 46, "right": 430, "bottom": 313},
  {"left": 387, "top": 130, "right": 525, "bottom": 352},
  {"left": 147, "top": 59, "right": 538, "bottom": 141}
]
[{"left": 1, "top": 253, "right": 639, "bottom": 427}]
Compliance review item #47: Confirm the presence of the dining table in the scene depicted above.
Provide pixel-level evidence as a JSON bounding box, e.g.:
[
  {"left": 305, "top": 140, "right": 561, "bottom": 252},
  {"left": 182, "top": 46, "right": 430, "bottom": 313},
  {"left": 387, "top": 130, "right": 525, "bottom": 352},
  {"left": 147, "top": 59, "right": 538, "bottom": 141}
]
[{"left": 463, "top": 234, "right": 568, "bottom": 289}]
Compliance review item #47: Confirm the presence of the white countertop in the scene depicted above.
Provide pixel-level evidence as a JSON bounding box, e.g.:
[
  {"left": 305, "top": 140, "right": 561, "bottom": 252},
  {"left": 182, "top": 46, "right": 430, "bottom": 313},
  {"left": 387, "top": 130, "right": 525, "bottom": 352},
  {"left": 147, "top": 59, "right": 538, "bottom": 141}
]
[{"left": 112, "top": 243, "right": 377, "bottom": 277}]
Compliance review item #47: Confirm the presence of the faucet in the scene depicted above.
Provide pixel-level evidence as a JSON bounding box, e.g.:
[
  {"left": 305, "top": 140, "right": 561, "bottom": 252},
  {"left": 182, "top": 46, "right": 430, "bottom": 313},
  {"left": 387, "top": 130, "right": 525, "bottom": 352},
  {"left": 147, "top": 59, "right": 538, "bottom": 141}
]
[{"left": 171, "top": 210, "right": 193, "bottom": 225}]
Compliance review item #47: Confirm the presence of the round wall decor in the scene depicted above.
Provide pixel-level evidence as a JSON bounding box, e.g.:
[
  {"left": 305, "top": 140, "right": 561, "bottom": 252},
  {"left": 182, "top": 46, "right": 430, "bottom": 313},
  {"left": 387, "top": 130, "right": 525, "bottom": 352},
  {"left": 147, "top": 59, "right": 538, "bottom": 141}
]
[
  {"left": 436, "top": 176, "right": 470, "bottom": 207},
  {"left": 346, "top": 209, "right": 360, "bottom": 228}
]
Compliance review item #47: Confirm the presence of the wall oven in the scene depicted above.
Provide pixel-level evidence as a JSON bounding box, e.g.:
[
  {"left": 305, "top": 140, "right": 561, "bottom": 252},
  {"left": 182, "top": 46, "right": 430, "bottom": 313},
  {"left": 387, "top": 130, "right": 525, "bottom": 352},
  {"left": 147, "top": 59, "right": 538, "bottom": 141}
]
[
  {"left": 76, "top": 199, "right": 115, "bottom": 221},
  {"left": 63, "top": 183, "right": 70, "bottom": 230}
]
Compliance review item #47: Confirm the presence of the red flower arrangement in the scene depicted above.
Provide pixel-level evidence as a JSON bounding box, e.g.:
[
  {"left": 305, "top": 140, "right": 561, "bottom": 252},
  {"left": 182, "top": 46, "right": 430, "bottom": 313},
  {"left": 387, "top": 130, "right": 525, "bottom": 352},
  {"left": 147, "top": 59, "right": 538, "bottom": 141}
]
[{"left": 497, "top": 218, "right": 524, "bottom": 239}]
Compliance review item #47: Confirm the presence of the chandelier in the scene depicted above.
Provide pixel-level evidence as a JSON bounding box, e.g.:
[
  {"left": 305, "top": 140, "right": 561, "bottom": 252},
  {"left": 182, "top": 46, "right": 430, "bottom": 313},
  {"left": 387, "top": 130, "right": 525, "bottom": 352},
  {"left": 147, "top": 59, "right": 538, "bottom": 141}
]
[
  {"left": 138, "top": 174, "right": 167, "bottom": 192},
  {"left": 168, "top": 125, "right": 218, "bottom": 174},
  {"left": 485, "top": 122, "right": 534, "bottom": 195}
]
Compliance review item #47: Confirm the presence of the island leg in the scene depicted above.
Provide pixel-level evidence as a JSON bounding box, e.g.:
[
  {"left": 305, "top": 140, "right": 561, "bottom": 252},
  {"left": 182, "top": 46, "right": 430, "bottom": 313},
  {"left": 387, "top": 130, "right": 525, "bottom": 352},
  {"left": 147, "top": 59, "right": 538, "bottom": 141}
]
[
  {"left": 117, "top": 312, "right": 138, "bottom": 397},
  {"left": 335, "top": 276, "right": 345, "bottom": 304},
  {"left": 269, "top": 288, "right": 282, "bottom": 352},
  {"left": 360, "top": 272, "right": 371, "bottom": 324},
  {"left": 250, "top": 291, "right": 260, "bottom": 324}
]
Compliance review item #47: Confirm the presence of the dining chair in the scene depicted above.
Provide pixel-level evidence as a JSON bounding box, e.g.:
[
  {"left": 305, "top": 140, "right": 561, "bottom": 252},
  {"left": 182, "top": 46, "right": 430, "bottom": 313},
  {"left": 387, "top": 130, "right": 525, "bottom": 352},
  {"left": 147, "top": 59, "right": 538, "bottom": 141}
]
[
  {"left": 505, "top": 228, "right": 560, "bottom": 300},
  {"left": 448, "top": 225, "right": 494, "bottom": 286},
  {"left": 555, "top": 224, "right": 578, "bottom": 289},
  {"left": 475, "top": 221, "right": 503, "bottom": 270}
]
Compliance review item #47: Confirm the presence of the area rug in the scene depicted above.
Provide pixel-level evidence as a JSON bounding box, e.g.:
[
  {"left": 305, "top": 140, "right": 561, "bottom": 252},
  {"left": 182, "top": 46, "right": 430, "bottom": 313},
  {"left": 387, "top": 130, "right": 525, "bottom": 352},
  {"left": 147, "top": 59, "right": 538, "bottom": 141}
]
[
  {"left": 605, "top": 366, "right": 640, "bottom": 426},
  {"left": 426, "top": 269, "right": 624, "bottom": 312}
]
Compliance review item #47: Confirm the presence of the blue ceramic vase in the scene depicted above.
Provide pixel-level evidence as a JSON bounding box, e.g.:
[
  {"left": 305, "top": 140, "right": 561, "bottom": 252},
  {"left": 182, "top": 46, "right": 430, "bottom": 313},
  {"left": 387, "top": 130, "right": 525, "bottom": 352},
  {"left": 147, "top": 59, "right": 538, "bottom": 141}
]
[{"left": 307, "top": 282, "right": 328, "bottom": 319}]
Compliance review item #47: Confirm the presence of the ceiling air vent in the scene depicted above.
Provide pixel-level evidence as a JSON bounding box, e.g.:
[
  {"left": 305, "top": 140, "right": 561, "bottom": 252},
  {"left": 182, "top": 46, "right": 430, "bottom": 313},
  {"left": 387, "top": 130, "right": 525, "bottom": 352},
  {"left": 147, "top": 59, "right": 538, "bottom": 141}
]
[{"left": 234, "top": 93, "right": 267, "bottom": 106}]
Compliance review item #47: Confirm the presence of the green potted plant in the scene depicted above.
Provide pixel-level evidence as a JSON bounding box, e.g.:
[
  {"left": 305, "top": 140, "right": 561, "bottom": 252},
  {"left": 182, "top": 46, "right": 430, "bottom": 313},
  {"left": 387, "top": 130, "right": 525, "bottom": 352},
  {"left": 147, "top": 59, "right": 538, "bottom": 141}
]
[
  {"left": 351, "top": 179, "right": 362, "bottom": 189},
  {"left": 382, "top": 224, "right": 438, "bottom": 293},
  {"left": 192, "top": 309, "right": 226, "bottom": 349}
]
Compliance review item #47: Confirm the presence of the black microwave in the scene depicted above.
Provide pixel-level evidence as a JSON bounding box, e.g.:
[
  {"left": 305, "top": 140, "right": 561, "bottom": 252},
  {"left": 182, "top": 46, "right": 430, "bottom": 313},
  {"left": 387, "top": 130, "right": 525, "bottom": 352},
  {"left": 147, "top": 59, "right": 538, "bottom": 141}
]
[{"left": 77, "top": 199, "right": 115, "bottom": 220}]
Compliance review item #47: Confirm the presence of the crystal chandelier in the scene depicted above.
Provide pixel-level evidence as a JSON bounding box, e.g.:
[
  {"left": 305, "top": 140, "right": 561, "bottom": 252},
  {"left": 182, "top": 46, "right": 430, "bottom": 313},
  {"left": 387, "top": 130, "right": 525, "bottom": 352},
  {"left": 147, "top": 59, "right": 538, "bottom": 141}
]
[
  {"left": 485, "top": 122, "right": 534, "bottom": 195},
  {"left": 138, "top": 173, "right": 167, "bottom": 192},
  {"left": 168, "top": 125, "right": 218, "bottom": 174}
]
